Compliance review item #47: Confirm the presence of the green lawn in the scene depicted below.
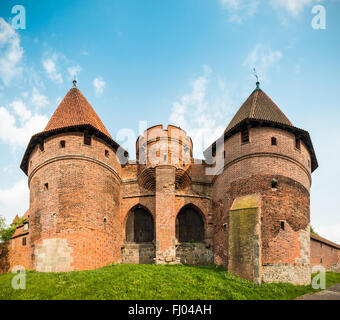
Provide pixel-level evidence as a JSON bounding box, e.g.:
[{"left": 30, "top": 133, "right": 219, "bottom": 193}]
[{"left": 0, "top": 264, "right": 339, "bottom": 300}]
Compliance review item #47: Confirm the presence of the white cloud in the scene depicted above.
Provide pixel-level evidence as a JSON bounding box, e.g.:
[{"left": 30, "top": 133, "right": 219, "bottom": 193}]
[
  {"left": 243, "top": 44, "right": 283, "bottom": 81},
  {"left": 169, "top": 66, "right": 234, "bottom": 158},
  {"left": 93, "top": 77, "right": 106, "bottom": 95},
  {"left": 270, "top": 0, "right": 324, "bottom": 17},
  {"left": 0, "top": 179, "right": 29, "bottom": 224},
  {"left": 67, "top": 65, "right": 82, "bottom": 79},
  {"left": 42, "top": 54, "right": 63, "bottom": 84},
  {"left": 0, "top": 18, "right": 23, "bottom": 86},
  {"left": 220, "top": 0, "right": 240, "bottom": 9},
  {"left": 31, "top": 87, "right": 50, "bottom": 109},
  {"left": 219, "top": 0, "right": 259, "bottom": 23},
  {"left": 0, "top": 100, "right": 49, "bottom": 147},
  {"left": 317, "top": 224, "right": 340, "bottom": 245}
]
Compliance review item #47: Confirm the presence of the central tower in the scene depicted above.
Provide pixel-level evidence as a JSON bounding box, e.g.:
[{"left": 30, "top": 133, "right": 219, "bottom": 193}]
[{"left": 136, "top": 125, "right": 193, "bottom": 263}]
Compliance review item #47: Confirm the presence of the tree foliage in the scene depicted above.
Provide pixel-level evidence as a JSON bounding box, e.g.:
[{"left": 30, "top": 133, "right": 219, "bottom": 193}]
[
  {"left": 310, "top": 225, "right": 318, "bottom": 235},
  {"left": 0, "top": 214, "right": 22, "bottom": 242}
]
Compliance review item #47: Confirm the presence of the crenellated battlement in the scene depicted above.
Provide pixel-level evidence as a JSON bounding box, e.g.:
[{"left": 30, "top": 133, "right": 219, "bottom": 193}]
[{"left": 136, "top": 124, "right": 193, "bottom": 167}]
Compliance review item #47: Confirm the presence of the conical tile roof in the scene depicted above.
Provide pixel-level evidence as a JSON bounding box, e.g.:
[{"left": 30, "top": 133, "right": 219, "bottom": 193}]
[
  {"left": 20, "top": 83, "right": 127, "bottom": 174},
  {"left": 225, "top": 87, "right": 292, "bottom": 134},
  {"left": 204, "top": 85, "right": 318, "bottom": 172},
  {"left": 44, "top": 86, "right": 111, "bottom": 138}
]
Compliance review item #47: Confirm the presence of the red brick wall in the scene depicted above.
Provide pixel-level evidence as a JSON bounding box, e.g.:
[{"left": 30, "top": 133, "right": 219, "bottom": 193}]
[
  {"left": 137, "top": 125, "right": 192, "bottom": 167},
  {"left": 211, "top": 126, "right": 312, "bottom": 284},
  {"left": 27, "top": 132, "right": 122, "bottom": 271},
  {"left": 310, "top": 238, "right": 339, "bottom": 272}
]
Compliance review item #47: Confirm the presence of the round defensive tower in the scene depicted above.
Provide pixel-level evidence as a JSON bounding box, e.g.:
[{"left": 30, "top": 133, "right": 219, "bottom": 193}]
[
  {"left": 136, "top": 124, "right": 193, "bottom": 191},
  {"left": 20, "top": 81, "right": 126, "bottom": 272},
  {"left": 136, "top": 124, "right": 193, "bottom": 167},
  {"left": 207, "top": 82, "right": 318, "bottom": 285}
]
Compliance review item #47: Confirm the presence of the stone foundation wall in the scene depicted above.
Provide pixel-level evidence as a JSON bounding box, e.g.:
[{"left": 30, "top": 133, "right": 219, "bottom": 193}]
[
  {"left": 121, "top": 243, "right": 156, "bottom": 264},
  {"left": 176, "top": 243, "right": 213, "bottom": 265},
  {"left": 262, "top": 264, "right": 311, "bottom": 285}
]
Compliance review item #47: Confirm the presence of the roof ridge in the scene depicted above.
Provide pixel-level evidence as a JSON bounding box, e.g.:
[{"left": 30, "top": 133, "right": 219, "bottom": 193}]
[{"left": 250, "top": 90, "right": 258, "bottom": 118}]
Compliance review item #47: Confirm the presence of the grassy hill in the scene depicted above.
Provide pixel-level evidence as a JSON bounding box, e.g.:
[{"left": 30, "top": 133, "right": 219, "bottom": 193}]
[{"left": 0, "top": 264, "right": 339, "bottom": 300}]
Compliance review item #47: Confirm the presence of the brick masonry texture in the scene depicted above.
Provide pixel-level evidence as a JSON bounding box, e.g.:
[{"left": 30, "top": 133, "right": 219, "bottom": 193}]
[{"left": 1, "top": 85, "right": 339, "bottom": 285}]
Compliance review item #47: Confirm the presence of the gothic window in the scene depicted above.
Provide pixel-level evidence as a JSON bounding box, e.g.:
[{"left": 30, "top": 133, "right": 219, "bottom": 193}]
[
  {"left": 22, "top": 237, "right": 26, "bottom": 246},
  {"left": 271, "top": 137, "right": 277, "bottom": 146},
  {"left": 176, "top": 205, "right": 204, "bottom": 243},
  {"left": 60, "top": 140, "right": 66, "bottom": 148},
  {"left": 126, "top": 206, "right": 154, "bottom": 243}
]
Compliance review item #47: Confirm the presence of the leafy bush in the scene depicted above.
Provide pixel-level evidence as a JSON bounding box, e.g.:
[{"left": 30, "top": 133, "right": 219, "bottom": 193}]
[{"left": 0, "top": 214, "right": 23, "bottom": 242}]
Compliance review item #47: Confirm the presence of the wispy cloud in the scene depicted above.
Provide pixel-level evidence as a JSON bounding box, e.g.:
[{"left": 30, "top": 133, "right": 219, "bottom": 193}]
[
  {"left": 67, "top": 65, "right": 82, "bottom": 80},
  {"left": 0, "top": 179, "right": 29, "bottom": 224},
  {"left": 93, "top": 77, "right": 106, "bottom": 95},
  {"left": 169, "top": 65, "right": 234, "bottom": 158},
  {"left": 270, "top": 0, "right": 324, "bottom": 17},
  {"left": 219, "top": 0, "right": 324, "bottom": 23},
  {"left": 243, "top": 44, "right": 283, "bottom": 81},
  {"left": 219, "top": 0, "right": 259, "bottom": 23},
  {"left": 31, "top": 87, "right": 50, "bottom": 109},
  {"left": 0, "top": 99, "right": 48, "bottom": 148},
  {"left": 42, "top": 53, "right": 63, "bottom": 85},
  {"left": 0, "top": 18, "right": 23, "bottom": 86}
]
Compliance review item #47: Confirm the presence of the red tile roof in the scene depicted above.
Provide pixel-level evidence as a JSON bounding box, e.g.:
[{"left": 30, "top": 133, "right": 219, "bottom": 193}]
[
  {"left": 225, "top": 88, "right": 292, "bottom": 133},
  {"left": 311, "top": 233, "right": 340, "bottom": 249},
  {"left": 204, "top": 86, "right": 318, "bottom": 172},
  {"left": 20, "top": 85, "right": 127, "bottom": 174},
  {"left": 44, "top": 87, "right": 112, "bottom": 138}
]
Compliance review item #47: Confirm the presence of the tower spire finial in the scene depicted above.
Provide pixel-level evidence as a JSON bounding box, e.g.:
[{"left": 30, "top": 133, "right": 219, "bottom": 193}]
[
  {"left": 72, "top": 76, "right": 77, "bottom": 88},
  {"left": 252, "top": 68, "right": 260, "bottom": 90}
]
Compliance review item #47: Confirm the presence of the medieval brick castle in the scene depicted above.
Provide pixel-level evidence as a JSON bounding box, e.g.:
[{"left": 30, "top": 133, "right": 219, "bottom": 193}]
[{"left": 1, "top": 80, "right": 339, "bottom": 285}]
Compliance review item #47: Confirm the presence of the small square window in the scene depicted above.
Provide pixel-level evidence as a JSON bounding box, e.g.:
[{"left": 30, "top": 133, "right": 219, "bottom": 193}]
[
  {"left": 105, "top": 150, "right": 109, "bottom": 158},
  {"left": 22, "top": 237, "right": 26, "bottom": 246},
  {"left": 271, "top": 179, "right": 278, "bottom": 189},
  {"left": 60, "top": 140, "right": 66, "bottom": 148}
]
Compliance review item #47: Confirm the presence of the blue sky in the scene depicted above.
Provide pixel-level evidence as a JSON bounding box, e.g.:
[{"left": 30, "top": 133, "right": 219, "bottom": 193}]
[{"left": 0, "top": 0, "right": 339, "bottom": 242}]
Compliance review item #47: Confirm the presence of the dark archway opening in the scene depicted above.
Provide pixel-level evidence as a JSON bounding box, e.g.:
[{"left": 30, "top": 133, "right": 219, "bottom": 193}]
[
  {"left": 126, "top": 206, "right": 154, "bottom": 243},
  {"left": 176, "top": 206, "right": 205, "bottom": 243}
]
